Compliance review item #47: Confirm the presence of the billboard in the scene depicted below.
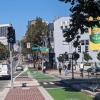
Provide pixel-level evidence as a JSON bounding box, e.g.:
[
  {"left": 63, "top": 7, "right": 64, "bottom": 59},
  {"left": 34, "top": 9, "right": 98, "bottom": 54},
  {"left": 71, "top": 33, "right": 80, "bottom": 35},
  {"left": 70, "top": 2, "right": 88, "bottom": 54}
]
[{"left": 89, "top": 26, "right": 100, "bottom": 50}]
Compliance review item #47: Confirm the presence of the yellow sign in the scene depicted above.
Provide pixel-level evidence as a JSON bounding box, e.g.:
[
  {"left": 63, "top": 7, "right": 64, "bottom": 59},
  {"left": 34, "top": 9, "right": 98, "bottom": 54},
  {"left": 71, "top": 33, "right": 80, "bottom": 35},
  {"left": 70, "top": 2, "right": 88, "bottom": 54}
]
[{"left": 89, "top": 27, "right": 100, "bottom": 50}]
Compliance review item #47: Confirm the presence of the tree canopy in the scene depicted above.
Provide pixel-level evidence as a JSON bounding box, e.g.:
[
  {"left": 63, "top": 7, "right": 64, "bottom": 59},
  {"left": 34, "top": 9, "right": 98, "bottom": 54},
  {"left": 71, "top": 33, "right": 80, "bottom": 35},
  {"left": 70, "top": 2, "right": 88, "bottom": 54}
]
[
  {"left": 21, "top": 17, "right": 49, "bottom": 56},
  {"left": 83, "top": 52, "right": 92, "bottom": 62},
  {"left": 26, "top": 17, "right": 48, "bottom": 46},
  {"left": 0, "top": 42, "right": 9, "bottom": 60},
  {"left": 97, "top": 52, "right": 100, "bottom": 61},
  {"left": 59, "top": 0, "right": 100, "bottom": 41}
]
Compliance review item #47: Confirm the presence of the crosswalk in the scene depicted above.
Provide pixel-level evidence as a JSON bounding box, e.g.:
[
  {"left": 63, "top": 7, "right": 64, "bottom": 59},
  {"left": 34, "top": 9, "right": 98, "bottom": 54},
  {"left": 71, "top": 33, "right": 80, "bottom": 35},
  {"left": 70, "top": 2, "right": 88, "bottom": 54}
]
[
  {"left": 40, "top": 81, "right": 67, "bottom": 88},
  {"left": 41, "top": 81, "right": 55, "bottom": 85}
]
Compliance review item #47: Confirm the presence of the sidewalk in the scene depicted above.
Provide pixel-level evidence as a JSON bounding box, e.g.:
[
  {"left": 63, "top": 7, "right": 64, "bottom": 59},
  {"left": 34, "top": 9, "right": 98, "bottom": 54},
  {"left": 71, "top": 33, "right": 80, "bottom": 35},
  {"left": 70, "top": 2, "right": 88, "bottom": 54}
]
[
  {"left": 47, "top": 69, "right": 91, "bottom": 79},
  {"left": 4, "top": 71, "right": 54, "bottom": 100}
]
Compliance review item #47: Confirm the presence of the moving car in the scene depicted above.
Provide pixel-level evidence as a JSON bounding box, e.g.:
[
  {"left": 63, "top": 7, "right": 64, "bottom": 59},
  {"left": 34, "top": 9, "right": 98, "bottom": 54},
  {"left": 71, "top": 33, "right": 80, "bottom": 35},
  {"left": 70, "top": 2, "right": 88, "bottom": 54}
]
[{"left": 16, "top": 65, "right": 23, "bottom": 71}]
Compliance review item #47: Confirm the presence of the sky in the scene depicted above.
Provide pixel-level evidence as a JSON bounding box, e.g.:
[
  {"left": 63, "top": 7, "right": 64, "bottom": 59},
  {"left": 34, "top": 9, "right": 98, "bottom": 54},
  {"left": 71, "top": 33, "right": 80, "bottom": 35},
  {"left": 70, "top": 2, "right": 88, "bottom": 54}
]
[{"left": 0, "top": 0, "right": 71, "bottom": 40}]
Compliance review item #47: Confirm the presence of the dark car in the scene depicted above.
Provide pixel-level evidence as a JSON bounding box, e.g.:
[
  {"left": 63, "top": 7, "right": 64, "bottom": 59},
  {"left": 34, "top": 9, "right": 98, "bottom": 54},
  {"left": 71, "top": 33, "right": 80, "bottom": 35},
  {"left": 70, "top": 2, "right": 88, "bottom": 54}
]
[{"left": 87, "top": 67, "right": 100, "bottom": 73}]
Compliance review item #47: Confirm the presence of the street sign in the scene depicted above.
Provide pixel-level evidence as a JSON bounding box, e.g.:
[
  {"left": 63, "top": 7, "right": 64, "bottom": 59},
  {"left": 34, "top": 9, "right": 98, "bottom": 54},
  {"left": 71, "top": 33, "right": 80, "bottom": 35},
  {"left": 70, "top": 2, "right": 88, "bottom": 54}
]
[
  {"left": 32, "top": 47, "right": 49, "bottom": 52},
  {"left": 40, "top": 47, "right": 49, "bottom": 52},
  {"left": 32, "top": 47, "right": 40, "bottom": 51},
  {"left": 27, "top": 42, "right": 30, "bottom": 48}
]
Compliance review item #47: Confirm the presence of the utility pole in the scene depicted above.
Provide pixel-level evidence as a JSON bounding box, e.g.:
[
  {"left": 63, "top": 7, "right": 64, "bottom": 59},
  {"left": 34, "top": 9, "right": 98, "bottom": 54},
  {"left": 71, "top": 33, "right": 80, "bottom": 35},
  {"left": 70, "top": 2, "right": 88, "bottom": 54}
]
[
  {"left": 9, "top": 43, "right": 13, "bottom": 88},
  {"left": 7, "top": 25, "right": 16, "bottom": 88}
]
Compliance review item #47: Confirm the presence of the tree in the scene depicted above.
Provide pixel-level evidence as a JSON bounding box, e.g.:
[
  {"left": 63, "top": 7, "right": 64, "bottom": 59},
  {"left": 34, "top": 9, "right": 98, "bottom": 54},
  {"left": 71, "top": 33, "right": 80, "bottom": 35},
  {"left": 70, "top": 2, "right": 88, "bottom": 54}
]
[
  {"left": 57, "top": 52, "right": 69, "bottom": 63},
  {"left": 97, "top": 52, "right": 100, "bottom": 61},
  {"left": 0, "top": 42, "right": 9, "bottom": 60},
  {"left": 22, "top": 17, "right": 49, "bottom": 59},
  {"left": 59, "top": 0, "right": 100, "bottom": 40},
  {"left": 59, "top": 0, "right": 99, "bottom": 79},
  {"left": 26, "top": 17, "right": 49, "bottom": 46},
  {"left": 57, "top": 54, "right": 65, "bottom": 63},
  {"left": 83, "top": 52, "right": 92, "bottom": 62}
]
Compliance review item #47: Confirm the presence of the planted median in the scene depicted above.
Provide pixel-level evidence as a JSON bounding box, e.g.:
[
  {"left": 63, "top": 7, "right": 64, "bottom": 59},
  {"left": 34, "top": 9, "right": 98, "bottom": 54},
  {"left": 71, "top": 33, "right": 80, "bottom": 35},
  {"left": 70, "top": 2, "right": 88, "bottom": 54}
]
[
  {"left": 47, "top": 88, "right": 92, "bottom": 100},
  {"left": 28, "top": 68, "right": 57, "bottom": 81}
]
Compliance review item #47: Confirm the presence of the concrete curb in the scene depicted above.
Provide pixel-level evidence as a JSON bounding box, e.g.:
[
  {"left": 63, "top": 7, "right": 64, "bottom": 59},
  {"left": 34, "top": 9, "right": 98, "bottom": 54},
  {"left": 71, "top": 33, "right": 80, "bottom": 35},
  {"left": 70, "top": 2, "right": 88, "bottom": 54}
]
[{"left": 38, "top": 86, "right": 54, "bottom": 100}]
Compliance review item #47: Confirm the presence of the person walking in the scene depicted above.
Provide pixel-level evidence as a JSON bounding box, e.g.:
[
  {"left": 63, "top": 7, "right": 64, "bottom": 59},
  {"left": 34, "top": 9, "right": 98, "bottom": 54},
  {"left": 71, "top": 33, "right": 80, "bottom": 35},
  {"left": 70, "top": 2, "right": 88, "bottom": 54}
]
[
  {"left": 43, "top": 59, "right": 46, "bottom": 73},
  {"left": 79, "top": 62, "right": 84, "bottom": 78},
  {"left": 63, "top": 64, "right": 67, "bottom": 76},
  {"left": 58, "top": 63, "right": 62, "bottom": 75}
]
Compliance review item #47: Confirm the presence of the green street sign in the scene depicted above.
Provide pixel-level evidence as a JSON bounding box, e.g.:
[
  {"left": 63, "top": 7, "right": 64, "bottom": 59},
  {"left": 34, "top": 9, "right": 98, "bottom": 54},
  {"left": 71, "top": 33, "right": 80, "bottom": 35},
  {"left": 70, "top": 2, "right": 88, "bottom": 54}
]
[
  {"left": 32, "top": 47, "right": 49, "bottom": 52},
  {"left": 40, "top": 47, "right": 49, "bottom": 52},
  {"left": 32, "top": 47, "right": 40, "bottom": 51}
]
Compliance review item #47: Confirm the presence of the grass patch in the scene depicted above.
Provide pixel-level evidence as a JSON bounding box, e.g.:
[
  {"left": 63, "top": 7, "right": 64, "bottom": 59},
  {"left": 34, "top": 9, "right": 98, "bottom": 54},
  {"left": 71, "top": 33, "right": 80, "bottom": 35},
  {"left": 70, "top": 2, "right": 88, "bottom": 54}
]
[
  {"left": 28, "top": 68, "right": 57, "bottom": 81},
  {"left": 47, "top": 88, "right": 92, "bottom": 100}
]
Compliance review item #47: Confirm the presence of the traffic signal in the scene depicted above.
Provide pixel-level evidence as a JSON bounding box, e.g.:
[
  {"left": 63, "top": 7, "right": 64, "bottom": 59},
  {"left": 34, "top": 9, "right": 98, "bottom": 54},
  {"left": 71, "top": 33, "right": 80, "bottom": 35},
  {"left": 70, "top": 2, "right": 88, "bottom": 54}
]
[
  {"left": 72, "top": 52, "right": 80, "bottom": 61},
  {"left": 7, "top": 27, "right": 16, "bottom": 44},
  {"left": 64, "top": 52, "right": 69, "bottom": 61},
  {"left": 78, "top": 46, "right": 81, "bottom": 52}
]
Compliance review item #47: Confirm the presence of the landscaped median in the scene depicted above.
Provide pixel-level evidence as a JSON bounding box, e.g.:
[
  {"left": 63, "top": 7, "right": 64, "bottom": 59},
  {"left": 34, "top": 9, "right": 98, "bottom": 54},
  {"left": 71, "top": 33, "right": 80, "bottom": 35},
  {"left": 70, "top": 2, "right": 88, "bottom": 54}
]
[
  {"left": 47, "top": 88, "right": 93, "bottom": 100},
  {"left": 27, "top": 68, "right": 93, "bottom": 100},
  {"left": 27, "top": 68, "right": 58, "bottom": 81}
]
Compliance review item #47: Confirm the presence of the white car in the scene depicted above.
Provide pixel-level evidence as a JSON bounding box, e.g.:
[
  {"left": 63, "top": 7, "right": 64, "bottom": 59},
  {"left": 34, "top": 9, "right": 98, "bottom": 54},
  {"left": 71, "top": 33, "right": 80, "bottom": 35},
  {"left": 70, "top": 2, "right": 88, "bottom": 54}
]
[
  {"left": 0, "top": 64, "right": 11, "bottom": 79},
  {"left": 16, "top": 66, "right": 23, "bottom": 71}
]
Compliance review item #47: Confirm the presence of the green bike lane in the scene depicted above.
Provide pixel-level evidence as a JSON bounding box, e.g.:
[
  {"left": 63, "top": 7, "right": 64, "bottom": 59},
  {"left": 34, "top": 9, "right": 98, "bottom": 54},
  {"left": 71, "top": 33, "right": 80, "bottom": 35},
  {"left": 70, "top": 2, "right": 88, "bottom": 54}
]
[{"left": 28, "top": 68, "right": 93, "bottom": 100}]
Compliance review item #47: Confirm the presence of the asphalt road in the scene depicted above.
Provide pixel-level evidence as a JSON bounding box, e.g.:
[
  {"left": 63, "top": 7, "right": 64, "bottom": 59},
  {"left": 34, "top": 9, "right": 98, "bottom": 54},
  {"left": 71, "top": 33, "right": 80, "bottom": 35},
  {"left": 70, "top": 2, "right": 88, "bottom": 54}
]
[
  {"left": 39, "top": 80, "right": 68, "bottom": 88},
  {"left": 0, "top": 80, "right": 10, "bottom": 91},
  {"left": 0, "top": 58, "right": 20, "bottom": 92}
]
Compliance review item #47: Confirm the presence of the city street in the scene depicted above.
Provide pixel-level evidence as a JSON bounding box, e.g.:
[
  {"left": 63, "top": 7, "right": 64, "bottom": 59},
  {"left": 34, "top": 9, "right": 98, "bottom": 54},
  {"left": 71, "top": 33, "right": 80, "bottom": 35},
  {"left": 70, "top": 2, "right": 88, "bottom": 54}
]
[
  {"left": 0, "top": 0, "right": 100, "bottom": 100},
  {"left": 0, "top": 80, "right": 9, "bottom": 92},
  {"left": 39, "top": 80, "right": 68, "bottom": 88},
  {"left": 0, "top": 56, "right": 22, "bottom": 93}
]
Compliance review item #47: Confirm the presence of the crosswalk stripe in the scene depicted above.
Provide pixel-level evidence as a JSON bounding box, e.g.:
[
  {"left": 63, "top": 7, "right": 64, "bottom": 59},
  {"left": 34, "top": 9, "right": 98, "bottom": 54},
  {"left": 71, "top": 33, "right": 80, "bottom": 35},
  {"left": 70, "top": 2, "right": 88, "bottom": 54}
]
[
  {"left": 43, "top": 82, "right": 48, "bottom": 85},
  {"left": 49, "top": 82, "right": 54, "bottom": 84}
]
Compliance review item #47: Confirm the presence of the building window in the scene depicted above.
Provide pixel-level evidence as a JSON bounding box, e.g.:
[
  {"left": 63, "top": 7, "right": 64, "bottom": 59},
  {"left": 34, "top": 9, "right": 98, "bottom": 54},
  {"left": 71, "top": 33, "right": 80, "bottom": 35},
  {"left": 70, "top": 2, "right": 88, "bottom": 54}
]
[
  {"left": 78, "top": 46, "right": 81, "bottom": 53},
  {"left": 65, "top": 26, "right": 67, "bottom": 29},
  {"left": 86, "top": 40, "right": 89, "bottom": 45},
  {"left": 81, "top": 40, "right": 84, "bottom": 45},
  {"left": 85, "top": 28, "right": 88, "bottom": 33},
  {"left": 60, "top": 26, "right": 63, "bottom": 29},
  {"left": 85, "top": 46, "right": 89, "bottom": 52}
]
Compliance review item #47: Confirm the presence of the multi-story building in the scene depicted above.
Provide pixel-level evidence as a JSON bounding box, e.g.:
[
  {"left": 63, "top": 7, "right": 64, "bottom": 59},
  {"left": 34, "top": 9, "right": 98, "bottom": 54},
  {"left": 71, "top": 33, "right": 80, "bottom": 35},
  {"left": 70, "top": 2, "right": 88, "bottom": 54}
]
[
  {"left": 52, "top": 16, "right": 99, "bottom": 68},
  {"left": 53, "top": 17, "right": 72, "bottom": 66},
  {"left": 0, "top": 24, "right": 11, "bottom": 45}
]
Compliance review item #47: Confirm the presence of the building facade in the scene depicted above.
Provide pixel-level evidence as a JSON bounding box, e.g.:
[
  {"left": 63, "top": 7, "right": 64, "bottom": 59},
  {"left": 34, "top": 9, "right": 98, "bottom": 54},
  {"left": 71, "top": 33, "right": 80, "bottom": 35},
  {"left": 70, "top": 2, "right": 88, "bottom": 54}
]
[
  {"left": 53, "top": 17, "right": 99, "bottom": 68},
  {"left": 0, "top": 24, "right": 11, "bottom": 45}
]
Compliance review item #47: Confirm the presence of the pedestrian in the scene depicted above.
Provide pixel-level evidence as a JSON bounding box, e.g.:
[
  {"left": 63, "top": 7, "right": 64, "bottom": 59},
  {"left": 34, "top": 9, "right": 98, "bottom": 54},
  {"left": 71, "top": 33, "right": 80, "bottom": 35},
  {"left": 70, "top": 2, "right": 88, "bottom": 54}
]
[
  {"left": 43, "top": 59, "right": 47, "bottom": 73},
  {"left": 79, "top": 62, "right": 84, "bottom": 77},
  {"left": 67, "top": 63, "right": 71, "bottom": 70},
  {"left": 63, "top": 64, "right": 67, "bottom": 76},
  {"left": 91, "top": 63, "right": 95, "bottom": 75},
  {"left": 58, "top": 63, "right": 62, "bottom": 75}
]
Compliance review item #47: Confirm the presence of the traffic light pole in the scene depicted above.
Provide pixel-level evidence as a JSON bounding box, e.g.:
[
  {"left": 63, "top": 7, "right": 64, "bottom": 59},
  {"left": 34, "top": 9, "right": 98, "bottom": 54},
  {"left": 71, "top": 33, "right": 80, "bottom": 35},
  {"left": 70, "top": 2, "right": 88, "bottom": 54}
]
[{"left": 9, "top": 43, "right": 13, "bottom": 88}]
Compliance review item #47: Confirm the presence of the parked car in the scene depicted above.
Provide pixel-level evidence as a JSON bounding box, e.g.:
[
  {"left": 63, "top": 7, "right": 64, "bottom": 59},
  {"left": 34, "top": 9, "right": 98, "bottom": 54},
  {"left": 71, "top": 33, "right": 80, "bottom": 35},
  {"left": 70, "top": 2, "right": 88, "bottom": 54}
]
[
  {"left": 16, "top": 65, "right": 23, "bottom": 71},
  {"left": 87, "top": 67, "right": 100, "bottom": 73},
  {"left": 0, "top": 64, "right": 11, "bottom": 79}
]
